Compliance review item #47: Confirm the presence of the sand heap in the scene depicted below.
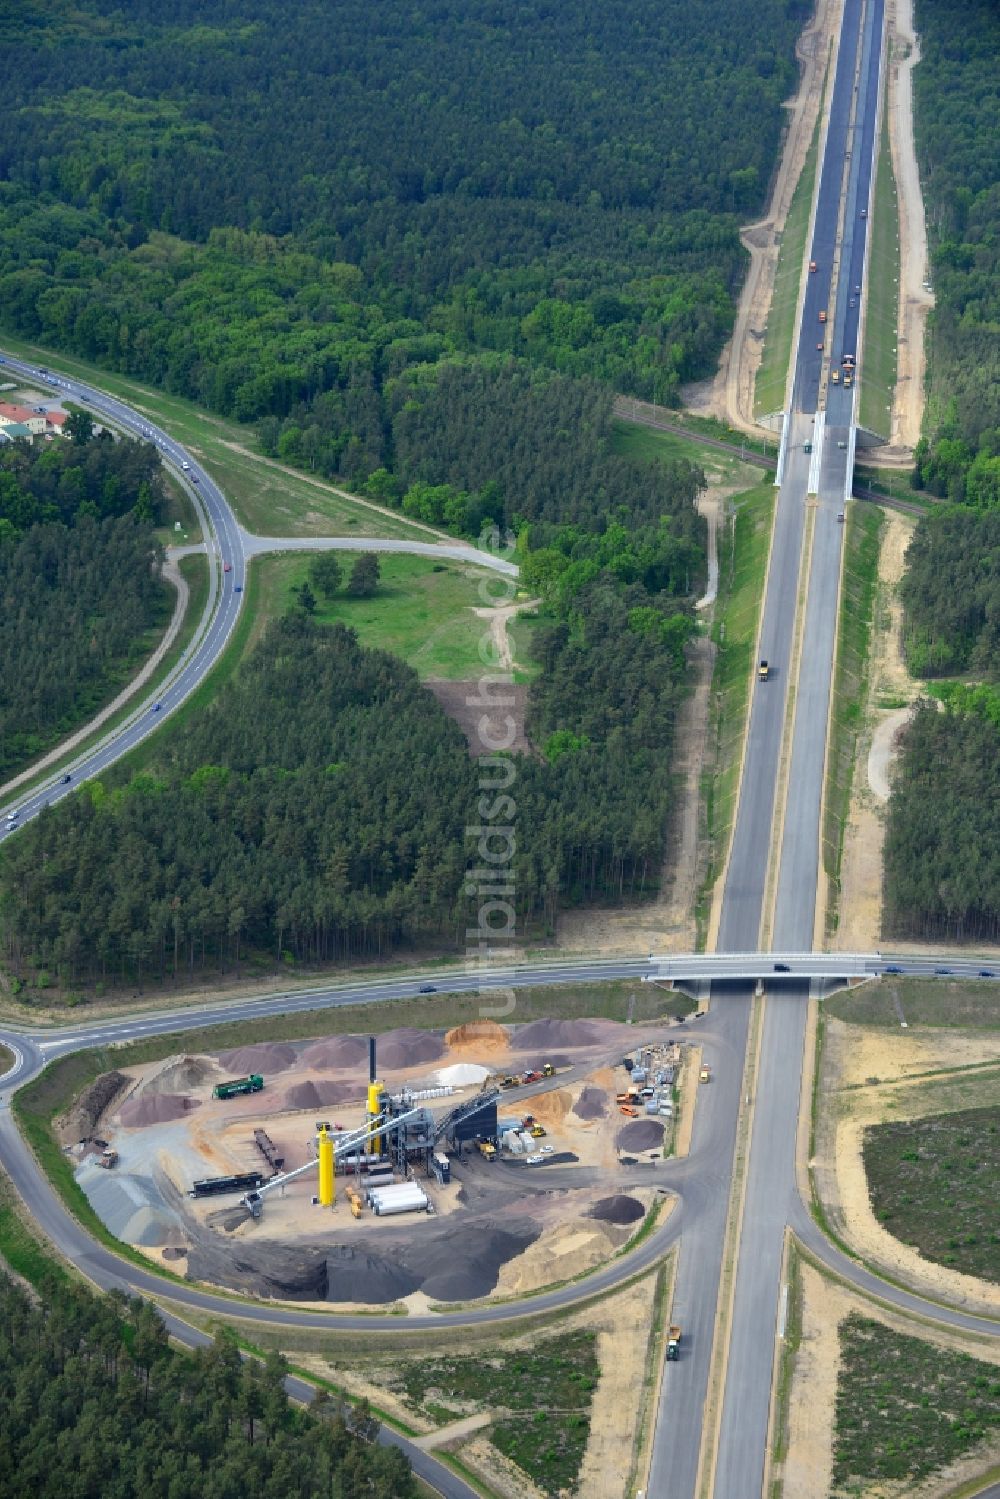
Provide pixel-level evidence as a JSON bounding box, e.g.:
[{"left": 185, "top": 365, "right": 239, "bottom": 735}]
[
  {"left": 445, "top": 1019, "right": 510, "bottom": 1054},
  {"left": 512, "top": 1018, "right": 617, "bottom": 1051},
  {"left": 300, "top": 1035, "right": 370, "bottom": 1071},
  {"left": 278, "top": 1080, "right": 359, "bottom": 1112},
  {"left": 217, "top": 1042, "right": 298, "bottom": 1075},
  {"left": 496, "top": 1218, "right": 622, "bottom": 1296},
  {"left": 376, "top": 1028, "right": 445, "bottom": 1070},
  {"left": 573, "top": 1085, "right": 609, "bottom": 1121},
  {"left": 120, "top": 1094, "right": 201, "bottom": 1127},
  {"left": 435, "top": 1062, "right": 491, "bottom": 1087},
  {"left": 589, "top": 1195, "right": 645, "bottom": 1226},
  {"left": 617, "top": 1119, "right": 664, "bottom": 1151}
]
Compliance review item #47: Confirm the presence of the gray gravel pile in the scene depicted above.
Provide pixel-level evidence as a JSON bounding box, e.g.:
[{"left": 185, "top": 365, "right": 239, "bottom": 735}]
[
  {"left": 573, "top": 1086, "right": 609, "bottom": 1120},
  {"left": 616, "top": 1119, "right": 664, "bottom": 1151},
  {"left": 217, "top": 1042, "right": 298, "bottom": 1075},
  {"left": 120, "top": 1094, "right": 201, "bottom": 1127},
  {"left": 300, "top": 1035, "right": 370, "bottom": 1070},
  {"left": 77, "top": 1162, "right": 176, "bottom": 1246},
  {"left": 147, "top": 1055, "right": 215, "bottom": 1094},
  {"left": 589, "top": 1195, "right": 645, "bottom": 1225}
]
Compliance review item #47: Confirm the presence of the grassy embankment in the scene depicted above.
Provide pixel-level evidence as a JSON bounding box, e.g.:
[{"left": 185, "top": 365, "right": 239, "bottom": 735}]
[
  {"left": 826, "top": 979, "right": 1000, "bottom": 1030},
  {"left": 833, "top": 1315, "right": 1000, "bottom": 1492},
  {"left": 858, "top": 106, "right": 900, "bottom": 437},
  {"left": 754, "top": 110, "right": 822, "bottom": 418},
  {"left": 611, "top": 419, "right": 772, "bottom": 482},
  {"left": 696, "top": 482, "right": 776, "bottom": 943},
  {"left": 822, "top": 504, "right": 884, "bottom": 934}
]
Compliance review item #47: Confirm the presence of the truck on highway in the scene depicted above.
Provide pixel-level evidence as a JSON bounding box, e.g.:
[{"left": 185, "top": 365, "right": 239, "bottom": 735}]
[
  {"left": 758, "top": 659, "right": 770, "bottom": 681},
  {"left": 667, "top": 1326, "right": 682, "bottom": 1361},
  {"left": 818, "top": 309, "right": 827, "bottom": 323},
  {"left": 212, "top": 1073, "right": 264, "bottom": 1100}
]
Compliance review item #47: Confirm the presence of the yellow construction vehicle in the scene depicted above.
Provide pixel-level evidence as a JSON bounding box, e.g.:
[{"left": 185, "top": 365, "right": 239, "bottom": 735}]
[{"left": 529, "top": 1124, "right": 546, "bottom": 1138}]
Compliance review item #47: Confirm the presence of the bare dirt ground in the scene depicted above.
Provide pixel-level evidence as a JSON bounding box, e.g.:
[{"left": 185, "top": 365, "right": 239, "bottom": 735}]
[
  {"left": 833, "top": 512, "right": 915, "bottom": 950},
  {"left": 780, "top": 1258, "right": 1000, "bottom": 1499},
  {"left": 684, "top": 0, "right": 840, "bottom": 432},
  {"left": 425, "top": 677, "right": 532, "bottom": 756},
  {"left": 812, "top": 1014, "right": 1000, "bottom": 1314},
  {"left": 881, "top": 0, "right": 934, "bottom": 455}
]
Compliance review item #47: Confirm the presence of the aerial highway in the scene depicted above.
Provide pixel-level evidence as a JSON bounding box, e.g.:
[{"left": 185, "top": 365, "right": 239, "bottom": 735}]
[{"left": 0, "top": 1, "right": 996, "bottom": 1491}]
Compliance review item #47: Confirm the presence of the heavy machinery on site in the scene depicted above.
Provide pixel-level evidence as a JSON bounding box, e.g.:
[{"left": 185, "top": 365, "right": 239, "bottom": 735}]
[{"left": 213, "top": 1073, "right": 264, "bottom": 1100}]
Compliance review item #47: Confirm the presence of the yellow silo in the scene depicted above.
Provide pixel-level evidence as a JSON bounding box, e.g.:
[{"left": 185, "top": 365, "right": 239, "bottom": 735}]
[{"left": 317, "top": 1126, "right": 335, "bottom": 1206}]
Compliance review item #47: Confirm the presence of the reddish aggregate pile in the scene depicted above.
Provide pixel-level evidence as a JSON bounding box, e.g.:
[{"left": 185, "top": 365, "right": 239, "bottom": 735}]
[
  {"left": 512, "top": 1018, "right": 616, "bottom": 1050},
  {"left": 217, "top": 1043, "right": 298, "bottom": 1075},
  {"left": 375, "top": 1028, "right": 445, "bottom": 1070},
  {"left": 279, "top": 1080, "right": 359, "bottom": 1111},
  {"left": 120, "top": 1094, "right": 201, "bottom": 1127},
  {"left": 573, "top": 1085, "right": 609, "bottom": 1120},
  {"left": 300, "top": 1035, "right": 371, "bottom": 1070}
]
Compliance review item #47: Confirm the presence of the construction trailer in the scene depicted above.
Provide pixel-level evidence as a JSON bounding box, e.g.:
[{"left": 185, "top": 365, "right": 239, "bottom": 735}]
[
  {"left": 192, "top": 1170, "right": 266, "bottom": 1199},
  {"left": 253, "top": 1128, "right": 284, "bottom": 1173}
]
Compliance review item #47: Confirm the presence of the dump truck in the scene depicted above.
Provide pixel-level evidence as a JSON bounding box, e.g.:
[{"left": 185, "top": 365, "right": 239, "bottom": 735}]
[
  {"left": 758, "top": 659, "right": 770, "bottom": 681},
  {"left": 213, "top": 1073, "right": 263, "bottom": 1100},
  {"left": 818, "top": 309, "right": 827, "bottom": 323},
  {"left": 699, "top": 1065, "right": 711, "bottom": 1083},
  {"left": 667, "top": 1326, "right": 682, "bottom": 1361},
  {"left": 98, "top": 1148, "right": 118, "bottom": 1169},
  {"left": 831, "top": 368, "right": 840, "bottom": 384}
]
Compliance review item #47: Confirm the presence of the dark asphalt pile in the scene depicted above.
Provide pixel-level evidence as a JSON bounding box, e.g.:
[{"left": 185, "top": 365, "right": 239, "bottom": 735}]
[
  {"left": 512, "top": 1018, "right": 613, "bottom": 1050},
  {"left": 300, "top": 1035, "right": 370, "bottom": 1070},
  {"left": 616, "top": 1119, "right": 664, "bottom": 1151},
  {"left": 573, "top": 1085, "right": 609, "bottom": 1120},
  {"left": 186, "top": 1217, "right": 539, "bottom": 1304},
  {"left": 376, "top": 1028, "right": 445, "bottom": 1069},
  {"left": 589, "top": 1194, "right": 645, "bottom": 1226},
  {"left": 217, "top": 1042, "right": 298, "bottom": 1075},
  {"left": 279, "top": 1079, "right": 358, "bottom": 1111}
]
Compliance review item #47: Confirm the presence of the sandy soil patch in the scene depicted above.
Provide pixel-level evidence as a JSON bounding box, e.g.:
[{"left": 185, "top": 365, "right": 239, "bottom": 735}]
[
  {"left": 833, "top": 511, "right": 915, "bottom": 951},
  {"left": 672, "top": 1045, "right": 701, "bottom": 1159},
  {"left": 494, "top": 1216, "right": 626, "bottom": 1296},
  {"left": 882, "top": 0, "right": 934, "bottom": 454},
  {"left": 814, "top": 1017, "right": 1000, "bottom": 1313},
  {"left": 470, "top": 597, "right": 538, "bottom": 674}
]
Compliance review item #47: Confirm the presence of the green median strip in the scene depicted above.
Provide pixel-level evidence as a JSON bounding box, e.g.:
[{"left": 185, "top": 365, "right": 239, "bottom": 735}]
[{"left": 858, "top": 105, "right": 900, "bottom": 437}]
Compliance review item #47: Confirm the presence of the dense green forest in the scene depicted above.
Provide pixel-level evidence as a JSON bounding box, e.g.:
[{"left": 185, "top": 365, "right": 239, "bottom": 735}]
[
  {"left": 911, "top": 0, "right": 1000, "bottom": 503},
  {"left": 0, "top": 432, "right": 166, "bottom": 781},
  {"left": 0, "top": 1272, "right": 415, "bottom": 1497},
  {"left": 899, "top": 508, "right": 1000, "bottom": 678},
  {"left": 0, "top": 600, "right": 692, "bottom": 984},
  {"left": 1, "top": 0, "right": 807, "bottom": 416},
  {"left": 883, "top": 702, "right": 1000, "bottom": 942},
  {"left": 885, "top": 0, "right": 1000, "bottom": 943}
]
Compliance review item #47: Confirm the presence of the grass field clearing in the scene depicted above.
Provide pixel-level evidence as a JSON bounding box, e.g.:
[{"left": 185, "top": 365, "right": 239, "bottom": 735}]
[
  {"left": 823, "top": 504, "right": 883, "bottom": 933},
  {"left": 755, "top": 111, "right": 822, "bottom": 417},
  {"left": 862, "top": 1105, "right": 1000, "bottom": 1282},
  {"left": 858, "top": 106, "right": 900, "bottom": 437},
  {"left": 833, "top": 1314, "right": 1000, "bottom": 1491},
  {"left": 697, "top": 481, "right": 776, "bottom": 942},
  {"left": 611, "top": 420, "right": 765, "bottom": 489}
]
